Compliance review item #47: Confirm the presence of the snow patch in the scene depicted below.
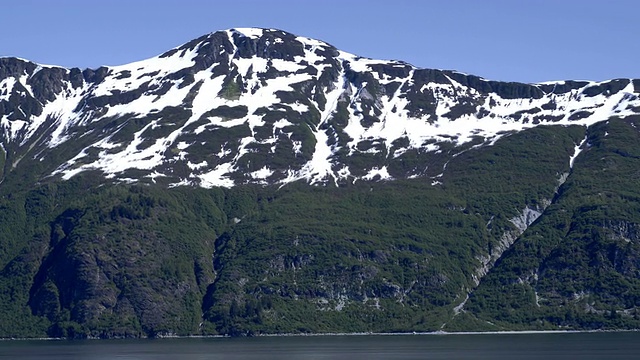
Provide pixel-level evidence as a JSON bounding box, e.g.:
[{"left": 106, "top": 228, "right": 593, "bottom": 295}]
[
  {"left": 231, "top": 28, "right": 264, "bottom": 39},
  {"left": 0, "top": 77, "right": 16, "bottom": 101},
  {"left": 289, "top": 102, "right": 309, "bottom": 113},
  {"left": 569, "top": 135, "right": 588, "bottom": 169},
  {"left": 187, "top": 161, "right": 207, "bottom": 170},
  {"left": 362, "top": 166, "right": 392, "bottom": 181},
  {"left": 250, "top": 166, "right": 274, "bottom": 180},
  {"left": 199, "top": 163, "right": 235, "bottom": 188}
]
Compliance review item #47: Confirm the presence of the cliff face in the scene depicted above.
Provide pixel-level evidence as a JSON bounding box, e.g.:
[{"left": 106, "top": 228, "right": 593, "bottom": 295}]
[{"left": 1, "top": 28, "right": 640, "bottom": 338}]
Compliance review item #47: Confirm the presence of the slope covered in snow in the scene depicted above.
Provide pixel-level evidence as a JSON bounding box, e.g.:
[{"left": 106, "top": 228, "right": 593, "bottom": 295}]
[{"left": 0, "top": 28, "right": 639, "bottom": 188}]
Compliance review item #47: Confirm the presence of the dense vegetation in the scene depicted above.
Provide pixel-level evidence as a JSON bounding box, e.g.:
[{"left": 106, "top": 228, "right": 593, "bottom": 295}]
[
  {"left": 450, "top": 116, "right": 640, "bottom": 331},
  {"left": 0, "top": 119, "right": 639, "bottom": 338}
]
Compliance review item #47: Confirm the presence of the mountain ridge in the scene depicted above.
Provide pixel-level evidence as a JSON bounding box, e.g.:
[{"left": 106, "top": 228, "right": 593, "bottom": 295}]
[{"left": 1, "top": 28, "right": 639, "bottom": 189}]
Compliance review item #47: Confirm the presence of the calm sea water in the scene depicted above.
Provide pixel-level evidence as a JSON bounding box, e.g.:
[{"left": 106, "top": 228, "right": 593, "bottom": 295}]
[{"left": 1, "top": 332, "right": 639, "bottom": 360}]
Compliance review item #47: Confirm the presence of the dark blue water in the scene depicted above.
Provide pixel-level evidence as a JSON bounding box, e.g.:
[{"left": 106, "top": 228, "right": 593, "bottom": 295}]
[{"left": 1, "top": 332, "right": 639, "bottom": 359}]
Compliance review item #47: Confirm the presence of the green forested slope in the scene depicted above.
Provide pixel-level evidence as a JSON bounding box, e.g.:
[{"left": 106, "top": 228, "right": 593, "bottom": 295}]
[
  {"left": 454, "top": 116, "right": 640, "bottom": 331},
  {"left": 2, "top": 121, "right": 640, "bottom": 338}
]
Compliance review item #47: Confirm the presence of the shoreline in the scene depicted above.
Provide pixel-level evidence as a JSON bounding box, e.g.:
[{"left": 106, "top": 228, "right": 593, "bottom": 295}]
[
  {"left": 1, "top": 328, "right": 638, "bottom": 341},
  {"left": 258, "top": 329, "right": 640, "bottom": 337}
]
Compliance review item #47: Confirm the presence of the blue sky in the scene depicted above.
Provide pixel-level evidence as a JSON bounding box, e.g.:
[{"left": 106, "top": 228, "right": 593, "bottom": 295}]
[{"left": 1, "top": 0, "right": 638, "bottom": 83}]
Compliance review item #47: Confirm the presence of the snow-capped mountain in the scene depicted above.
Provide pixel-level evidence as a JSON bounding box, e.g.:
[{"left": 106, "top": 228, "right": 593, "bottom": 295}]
[
  {"left": 1, "top": 28, "right": 639, "bottom": 188},
  {"left": 5, "top": 28, "right": 640, "bottom": 338}
]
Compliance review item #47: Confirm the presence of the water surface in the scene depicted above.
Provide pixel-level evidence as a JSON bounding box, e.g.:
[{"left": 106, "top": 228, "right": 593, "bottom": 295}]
[{"left": 1, "top": 332, "right": 639, "bottom": 359}]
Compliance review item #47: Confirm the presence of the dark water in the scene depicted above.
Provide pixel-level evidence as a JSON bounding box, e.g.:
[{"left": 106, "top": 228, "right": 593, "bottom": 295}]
[{"left": 1, "top": 332, "right": 639, "bottom": 359}]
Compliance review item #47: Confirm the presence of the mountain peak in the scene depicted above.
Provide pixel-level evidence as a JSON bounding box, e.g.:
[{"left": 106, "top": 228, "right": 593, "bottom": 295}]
[{"left": 230, "top": 27, "right": 266, "bottom": 39}]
